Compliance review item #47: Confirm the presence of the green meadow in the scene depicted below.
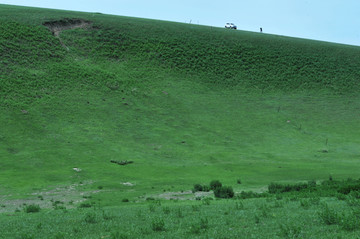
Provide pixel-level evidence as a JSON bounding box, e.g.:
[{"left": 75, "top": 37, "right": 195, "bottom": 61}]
[{"left": 1, "top": 4, "right": 360, "bottom": 238}]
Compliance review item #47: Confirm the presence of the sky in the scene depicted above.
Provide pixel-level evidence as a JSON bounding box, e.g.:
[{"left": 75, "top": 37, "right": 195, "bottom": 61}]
[{"left": 1, "top": 0, "right": 360, "bottom": 46}]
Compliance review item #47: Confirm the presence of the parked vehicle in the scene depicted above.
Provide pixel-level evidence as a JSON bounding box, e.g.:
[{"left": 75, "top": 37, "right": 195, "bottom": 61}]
[{"left": 225, "top": 23, "right": 237, "bottom": 29}]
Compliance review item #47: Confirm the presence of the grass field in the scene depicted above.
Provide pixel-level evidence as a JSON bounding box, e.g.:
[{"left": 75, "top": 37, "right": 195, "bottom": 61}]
[
  {"left": 3, "top": 179, "right": 360, "bottom": 239},
  {"left": 1, "top": 198, "right": 359, "bottom": 239},
  {"left": 1, "top": 3, "right": 360, "bottom": 238}
]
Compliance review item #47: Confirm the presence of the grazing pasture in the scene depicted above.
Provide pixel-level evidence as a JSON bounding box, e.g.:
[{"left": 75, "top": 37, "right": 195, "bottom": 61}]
[{"left": 1, "top": 4, "right": 360, "bottom": 238}]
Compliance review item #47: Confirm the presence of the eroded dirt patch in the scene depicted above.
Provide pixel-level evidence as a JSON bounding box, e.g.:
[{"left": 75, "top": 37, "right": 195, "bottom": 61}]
[
  {"left": 148, "top": 190, "right": 213, "bottom": 201},
  {"left": 43, "top": 18, "right": 92, "bottom": 37},
  {"left": 0, "top": 181, "right": 99, "bottom": 213}
]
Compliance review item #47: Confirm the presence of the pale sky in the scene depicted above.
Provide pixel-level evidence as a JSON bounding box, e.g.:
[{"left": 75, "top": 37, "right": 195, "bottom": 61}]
[{"left": 1, "top": 0, "right": 360, "bottom": 46}]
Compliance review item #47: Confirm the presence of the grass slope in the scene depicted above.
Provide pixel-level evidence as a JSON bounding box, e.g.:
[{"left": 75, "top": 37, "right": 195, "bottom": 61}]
[{"left": 0, "top": 3, "right": 360, "bottom": 208}]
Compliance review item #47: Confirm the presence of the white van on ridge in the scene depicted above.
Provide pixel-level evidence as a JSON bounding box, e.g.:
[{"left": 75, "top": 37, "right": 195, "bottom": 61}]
[{"left": 225, "top": 23, "right": 237, "bottom": 29}]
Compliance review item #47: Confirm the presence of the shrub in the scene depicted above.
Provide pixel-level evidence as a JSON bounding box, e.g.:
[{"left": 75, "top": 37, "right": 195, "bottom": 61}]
[
  {"left": 273, "top": 200, "right": 284, "bottom": 208},
  {"left": 148, "top": 204, "right": 156, "bottom": 212},
  {"left": 189, "top": 225, "right": 201, "bottom": 234},
  {"left": 310, "top": 197, "right": 321, "bottom": 205},
  {"left": 192, "top": 205, "right": 200, "bottom": 212},
  {"left": 235, "top": 201, "right": 244, "bottom": 210},
  {"left": 210, "top": 180, "right": 222, "bottom": 190},
  {"left": 214, "top": 186, "right": 234, "bottom": 199},
  {"left": 318, "top": 204, "right": 338, "bottom": 225},
  {"left": 259, "top": 204, "right": 270, "bottom": 217},
  {"left": 290, "top": 196, "right": 299, "bottom": 201},
  {"left": 300, "top": 199, "right": 311, "bottom": 209},
  {"left": 111, "top": 231, "right": 129, "bottom": 239},
  {"left": 52, "top": 200, "right": 63, "bottom": 206},
  {"left": 352, "top": 207, "right": 360, "bottom": 219},
  {"left": 238, "top": 190, "right": 262, "bottom": 199},
  {"left": 55, "top": 205, "right": 66, "bottom": 210},
  {"left": 24, "top": 204, "right": 40, "bottom": 213},
  {"left": 189, "top": 218, "right": 208, "bottom": 234},
  {"left": 36, "top": 223, "right": 42, "bottom": 230},
  {"left": 308, "top": 180, "right": 317, "bottom": 187},
  {"left": 162, "top": 206, "right": 170, "bottom": 214},
  {"left": 279, "top": 223, "right": 301, "bottom": 238},
  {"left": 192, "top": 184, "right": 210, "bottom": 192},
  {"left": 176, "top": 208, "right": 184, "bottom": 218},
  {"left": 349, "top": 190, "right": 360, "bottom": 199},
  {"left": 202, "top": 197, "right": 211, "bottom": 205},
  {"left": 122, "top": 198, "right": 129, "bottom": 202},
  {"left": 345, "top": 195, "right": 360, "bottom": 207},
  {"left": 151, "top": 218, "right": 165, "bottom": 231},
  {"left": 268, "top": 183, "right": 284, "bottom": 194},
  {"left": 53, "top": 201, "right": 66, "bottom": 210},
  {"left": 78, "top": 202, "right": 92, "bottom": 208},
  {"left": 202, "top": 185, "right": 210, "bottom": 192},
  {"left": 102, "top": 210, "right": 115, "bottom": 220},
  {"left": 193, "top": 184, "right": 202, "bottom": 192},
  {"left": 54, "top": 232, "right": 65, "bottom": 239},
  {"left": 18, "top": 234, "right": 34, "bottom": 239},
  {"left": 84, "top": 212, "right": 97, "bottom": 224},
  {"left": 336, "top": 193, "right": 347, "bottom": 200},
  {"left": 340, "top": 213, "right": 360, "bottom": 231},
  {"left": 268, "top": 182, "right": 308, "bottom": 194},
  {"left": 254, "top": 214, "right": 260, "bottom": 224},
  {"left": 338, "top": 183, "right": 360, "bottom": 195},
  {"left": 199, "top": 217, "right": 209, "bottom": 229}
]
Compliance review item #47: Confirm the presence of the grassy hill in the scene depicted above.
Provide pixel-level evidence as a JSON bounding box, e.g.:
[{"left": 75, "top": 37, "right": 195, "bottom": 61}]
[
  {"left": 1, "top": 3, "right": 360, "bottom": 230},
  {"left": 2, "top": 4, "right": 360, "bottom": 238}
]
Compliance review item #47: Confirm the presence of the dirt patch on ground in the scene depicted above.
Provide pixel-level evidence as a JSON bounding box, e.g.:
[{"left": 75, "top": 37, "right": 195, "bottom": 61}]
[
  {"left": 43, "top": 18, "right": 92, "bottom": 37},
  {"left": 0, "top": 181, "right": 99, "bottom": 213},
  {"left": 150, "top": 190, "right": 213, "bottom": 200}
]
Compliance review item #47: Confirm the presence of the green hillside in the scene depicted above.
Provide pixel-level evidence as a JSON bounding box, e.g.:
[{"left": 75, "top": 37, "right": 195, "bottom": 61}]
[
  {"left": 3, "top": 4, "right": 360, "bottom": 238},
  {"left": 1, "top": 3, "right": 360, "bottom": 203}
]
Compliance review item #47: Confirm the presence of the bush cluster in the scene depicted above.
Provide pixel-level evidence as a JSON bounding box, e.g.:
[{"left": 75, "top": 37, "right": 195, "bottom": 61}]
[
  {"left": 338, "top": 183, "right": 360, "bottom": 195},
  {"left": 209, "top": 180, "right": 222, "bottom": 190},
  {"left": 193, "top": 180, "right": 234, "bottom": 199},
  {"left": 192, "top": 184, "right": 210, "bottom": 193},
  {"left": 237, "top": 190, "right": 266, "bottom": 199},
  {"left": 318, "top": 203, "right": 360, "bottom": 231},
  {"left": 214, "top": 186, "right": 234, "bottom": 199},
  {"left": 267, "top": 179, "right": 360, "bottom": 198},
  {"left": 268, "top": 182, "right": 311, "bottom": 194},
  {"left": 24, "top": 204, "right": 41, "bottom": 213}
]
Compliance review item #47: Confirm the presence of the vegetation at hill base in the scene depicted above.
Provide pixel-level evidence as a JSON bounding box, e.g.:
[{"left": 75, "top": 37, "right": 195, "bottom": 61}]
[
  {"left": 2, "top": 178, "right": 360, "bottom": 238},
  {"left": 1, "top": 3, "right": 360, "bottom": 238}
]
